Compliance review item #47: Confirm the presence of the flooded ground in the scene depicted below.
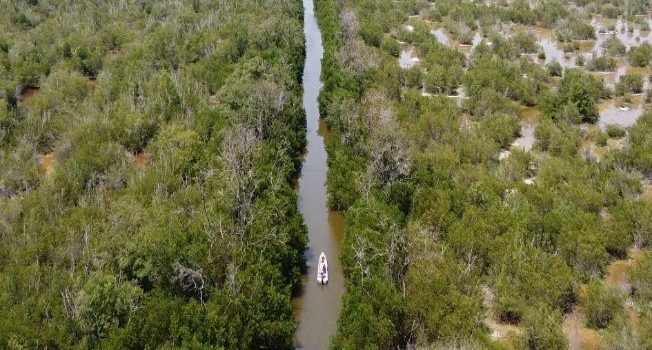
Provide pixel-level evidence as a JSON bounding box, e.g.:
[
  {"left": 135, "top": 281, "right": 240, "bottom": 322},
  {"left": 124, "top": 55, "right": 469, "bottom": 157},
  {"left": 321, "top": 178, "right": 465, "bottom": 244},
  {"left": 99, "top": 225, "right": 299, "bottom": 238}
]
[
  {"left": 294, "top": 0, "right": 344, "bottom": 348},
  {"left": 398, "top": 47, "right": 420, "bottom": 69},
  {"left": 508, "top": 24, "right": 577, "bottom": 68},
  {"left": 513, "top": 123, "right": 536, "bottom": 152},
  {"left": 507, "top": 16, "right": 652, "bottom": 74},
  {"left": 413, "top": 16, "right": 651, "bottom": 157},
  {"left": 593, "top": 17, "right": 652, "bottom": 54},
  {"left": 588, "top": 16, "right": 652, "bottom": 130},
  {"left": 397, "top": 13, "right": 652, "bottom": 350},
  {"left": 499, "top": 107, "right": 539, "bottom": 160},
  {"left": 581, "top": 138, "right": 625, "bottom": 161},
  {"left": 431, "top": 27, "right": 450, "bottom": 46},
  {"left": 430, "top": 25, "right": 482, "bottom": 55},
  {"left": 598, "top": 95, "right": 645, "bottom": 129},
  {"left": 563, "top": 248, "right": 644, "bottom": 349},
  {"left": 420, "top": 15, "right": 652, "bottom": 74}
]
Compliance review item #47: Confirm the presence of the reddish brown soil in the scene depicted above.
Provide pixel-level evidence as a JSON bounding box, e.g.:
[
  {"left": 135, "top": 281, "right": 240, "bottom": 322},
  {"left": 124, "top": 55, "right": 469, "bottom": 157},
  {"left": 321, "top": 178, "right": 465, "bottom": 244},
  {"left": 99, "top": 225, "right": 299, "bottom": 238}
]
[
  {"left": 40, "top": 153, "right": 54, "bottom": 177},
  {"left": 132, "top": 153, "right": 150, "bottom": 166},
  {"left": 18, "top": 86, "right": 41, "bottom": 102}
]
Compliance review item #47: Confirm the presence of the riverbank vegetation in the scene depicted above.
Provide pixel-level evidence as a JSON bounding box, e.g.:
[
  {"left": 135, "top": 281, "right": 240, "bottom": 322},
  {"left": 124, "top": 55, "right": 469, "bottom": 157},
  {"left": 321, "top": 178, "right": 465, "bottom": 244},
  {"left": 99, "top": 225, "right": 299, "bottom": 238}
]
[
  {"left": 0, "top": 0, "right": 307, "bottom": 348},
  {"left": 315, "top": 0, "right": 652, "bottom": 348}
]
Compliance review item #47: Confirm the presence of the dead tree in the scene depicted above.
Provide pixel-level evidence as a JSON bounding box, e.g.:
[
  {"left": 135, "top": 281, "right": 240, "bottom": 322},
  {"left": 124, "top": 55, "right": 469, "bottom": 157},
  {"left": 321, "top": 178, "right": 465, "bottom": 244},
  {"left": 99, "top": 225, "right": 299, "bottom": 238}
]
[
  {"left": 221, "top": 126, "right": 260, "bottom": 226},
  {"left": 174, "top": 263, "right": 206, "bottom": 305}
]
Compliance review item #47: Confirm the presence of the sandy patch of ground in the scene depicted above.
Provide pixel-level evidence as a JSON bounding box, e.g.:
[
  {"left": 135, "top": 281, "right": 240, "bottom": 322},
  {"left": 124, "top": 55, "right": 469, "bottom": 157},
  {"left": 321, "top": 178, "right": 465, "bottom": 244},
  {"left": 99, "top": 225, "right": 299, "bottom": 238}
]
[
  {"left": 208, "top": 94, "right": 219, "bottom": 106},
  {"left": 644, "top": 184, "right": 652, "bottom": 203},
  {"left": 40, "top": 153, "right": 55, "bottom": 177},
  {"left": 482, "top": 286, "right": 522, "bottom": 345},
  {"left": 563, "top": 307, "right": 601, "bottom": 350},
  {"left": 563, "top": 249, "right": 643, "bottom": 349}
]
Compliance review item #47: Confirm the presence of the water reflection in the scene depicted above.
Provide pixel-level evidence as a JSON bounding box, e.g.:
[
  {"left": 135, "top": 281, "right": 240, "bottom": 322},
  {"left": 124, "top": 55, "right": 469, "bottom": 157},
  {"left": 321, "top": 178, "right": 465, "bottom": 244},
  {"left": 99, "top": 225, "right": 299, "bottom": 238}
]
[
  {"left": 593, "top": 18, "right": 652, "bottom": 55},
  {"left": 431, "top": 28, "right": 450, "bottom": 46},
  {"left": 430, "top": 27, "right": 482, "bottom": 55},
  {"left": 399, "top": 47, "right": 420, "bottom": 69},
  {"left": 508, "top": 25, "right": 576, "bottom": 68},
  {"left": 598, "top": 97, "right": 645, "bottom": 129},
  {"left": 513, "top": 123, "right": 536, "bottom": 152},
  {"left": 294, "top": 0, "right": 345, "bottom": 348},
  {"left": 499, "top": 107, "right": 540, "bottom": 160},
  {"left": 540, "top": 38, "right": 576, "bottom": 67}
]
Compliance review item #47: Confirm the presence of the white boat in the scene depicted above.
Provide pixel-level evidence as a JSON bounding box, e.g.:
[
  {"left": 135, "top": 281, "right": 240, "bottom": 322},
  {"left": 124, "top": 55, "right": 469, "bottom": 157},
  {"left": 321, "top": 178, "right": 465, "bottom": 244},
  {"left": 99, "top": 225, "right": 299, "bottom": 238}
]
[{"left": 317, "top": 252, "right": 328, "bottom": 284}]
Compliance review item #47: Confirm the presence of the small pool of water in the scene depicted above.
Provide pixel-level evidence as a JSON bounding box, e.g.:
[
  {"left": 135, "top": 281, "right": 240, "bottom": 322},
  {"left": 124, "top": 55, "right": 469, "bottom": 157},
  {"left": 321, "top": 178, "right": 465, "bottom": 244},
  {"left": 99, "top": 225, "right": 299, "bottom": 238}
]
[
  {"left": 598, "top": 97, "right": 645, "bottom": 129},
  {"left": 399, "top": 48, "right": 420, "bottom": 69},
  {"left": 593, "top": 18, "right": 652, "bottom": 55},
  {"left": 513, "top": 123, "right": 536, "bottom": 152},
  {"left": 431, "top": 28, "right": 450, "bottom": 46}
]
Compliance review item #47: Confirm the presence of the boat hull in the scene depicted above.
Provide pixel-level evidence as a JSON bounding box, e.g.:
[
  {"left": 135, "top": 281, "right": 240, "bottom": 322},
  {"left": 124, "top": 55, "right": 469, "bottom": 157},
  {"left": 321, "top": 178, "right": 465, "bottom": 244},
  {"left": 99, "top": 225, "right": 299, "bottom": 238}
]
[{"left": 317, "top": 252, "right": 328, "bottom": 284}]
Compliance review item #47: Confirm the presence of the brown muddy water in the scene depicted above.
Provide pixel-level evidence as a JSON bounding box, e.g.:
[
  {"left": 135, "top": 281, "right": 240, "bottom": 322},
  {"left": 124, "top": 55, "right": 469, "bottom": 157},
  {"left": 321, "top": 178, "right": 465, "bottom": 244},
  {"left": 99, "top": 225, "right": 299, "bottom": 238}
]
[
  {"left": 294, "top": 0, "right": 344, "bottom": 349},
  {"left": 598, "top": 95, "right": 645, "bottom": 129},
  {"left": 499, "top": 107, "right": 539, "bottom": 160},
  {"left": 429, "top": 25, "right": 482, "bottom": 55},
  {"left": 513, "top": 122, "right": 536, "bottom": 152},
  {"left": 431, "top": 27, "right": 451, "bottom": 46}
]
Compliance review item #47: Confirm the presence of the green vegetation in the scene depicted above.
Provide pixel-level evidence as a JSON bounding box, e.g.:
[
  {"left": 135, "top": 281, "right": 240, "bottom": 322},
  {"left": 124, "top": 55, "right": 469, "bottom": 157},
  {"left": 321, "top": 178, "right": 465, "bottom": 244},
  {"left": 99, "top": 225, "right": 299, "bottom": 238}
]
[
  {"left": 3, "top": 0, "right": 652, "bottom": 348},
  {"left": 519, "top": 306, "right": 568, "bottom": 350},
  {"left": 616, "top": 251, "right": 652, "bottom": 349},
  {"left": 581, "top": 282, "right": 623, "bottom": 329},
  {"left": 623, "top": 109, "right": 652, "bottom": 176},
  {"left": 555, "top": 19, "right": 596, "bottom": 42},
  {"left": 547, "top": 60, "right": 563, "bottom": 77},
  {"left": 587, "top": 56, "right": 617, "bottom": 72},
  {"left": 601, "top": 36, "right": 626, "bottom": 57},
  {"left": 631, "top": 251, "right": 652, "bottom": 301},
  {"left": 615, "top": 74, "right": 644, "bottom": 96},
  {"left": 0, "top": 1, "right": 307, "bottom": 348},
  {"left": 606, "top": 125, "right": 626, "bottom": 139},
  {"left": 315, "top": 0, "right": 652, "bottom": 348},
  {"left": 541, "top": 68, "right": 605, "bottom": 123},
  {"left": 629, "top": 43, "right": 652, "bottom": 67}
]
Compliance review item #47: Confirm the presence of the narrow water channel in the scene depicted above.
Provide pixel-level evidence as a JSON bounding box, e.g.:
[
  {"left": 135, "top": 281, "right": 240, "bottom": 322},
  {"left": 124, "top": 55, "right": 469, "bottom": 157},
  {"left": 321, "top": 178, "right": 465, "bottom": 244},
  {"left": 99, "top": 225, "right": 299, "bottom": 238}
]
[{"left": 294, "top": 0, "right": 345, "bottom": 349}]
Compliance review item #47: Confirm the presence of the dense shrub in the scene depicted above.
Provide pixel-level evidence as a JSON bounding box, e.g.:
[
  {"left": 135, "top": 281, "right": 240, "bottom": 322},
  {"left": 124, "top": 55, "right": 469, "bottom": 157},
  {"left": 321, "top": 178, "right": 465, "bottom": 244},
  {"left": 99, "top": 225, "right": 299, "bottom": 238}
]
[
  {"left": 314, "top": 0, "right": 650, "bottom": 348},
  {"left": 587, "top": 56, "right": 617, "bottom": 72},
  {"left": 581, "top": 282, "right": 623, "bottom": 330},
  {"left": 615, "top": 74, "right": 644, "bottom": 96},
  {"left": 629, "top": 43, "right": 652, "bottom": 67},
  {"left": 0, "top": 1, "right": 307, "bottom": 348}
]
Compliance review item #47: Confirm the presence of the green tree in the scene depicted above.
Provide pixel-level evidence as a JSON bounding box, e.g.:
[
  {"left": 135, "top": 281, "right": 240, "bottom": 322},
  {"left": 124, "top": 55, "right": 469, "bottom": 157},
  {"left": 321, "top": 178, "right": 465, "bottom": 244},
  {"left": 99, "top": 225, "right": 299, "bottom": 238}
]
[
  {"left": 558, "top": 69, "right": 604, "bottom": 123},
  {"left": 629, "top": 43, "right": 652, "bottom": 67},
  {"left": 581, "top": 281, "right": 623, "bottom": 330},
  {"left": 520, "top": 306, "right": 568, "bottom": 350},
  {"left": 77, "top": 272, "right": 143, "bottom": 341}
]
